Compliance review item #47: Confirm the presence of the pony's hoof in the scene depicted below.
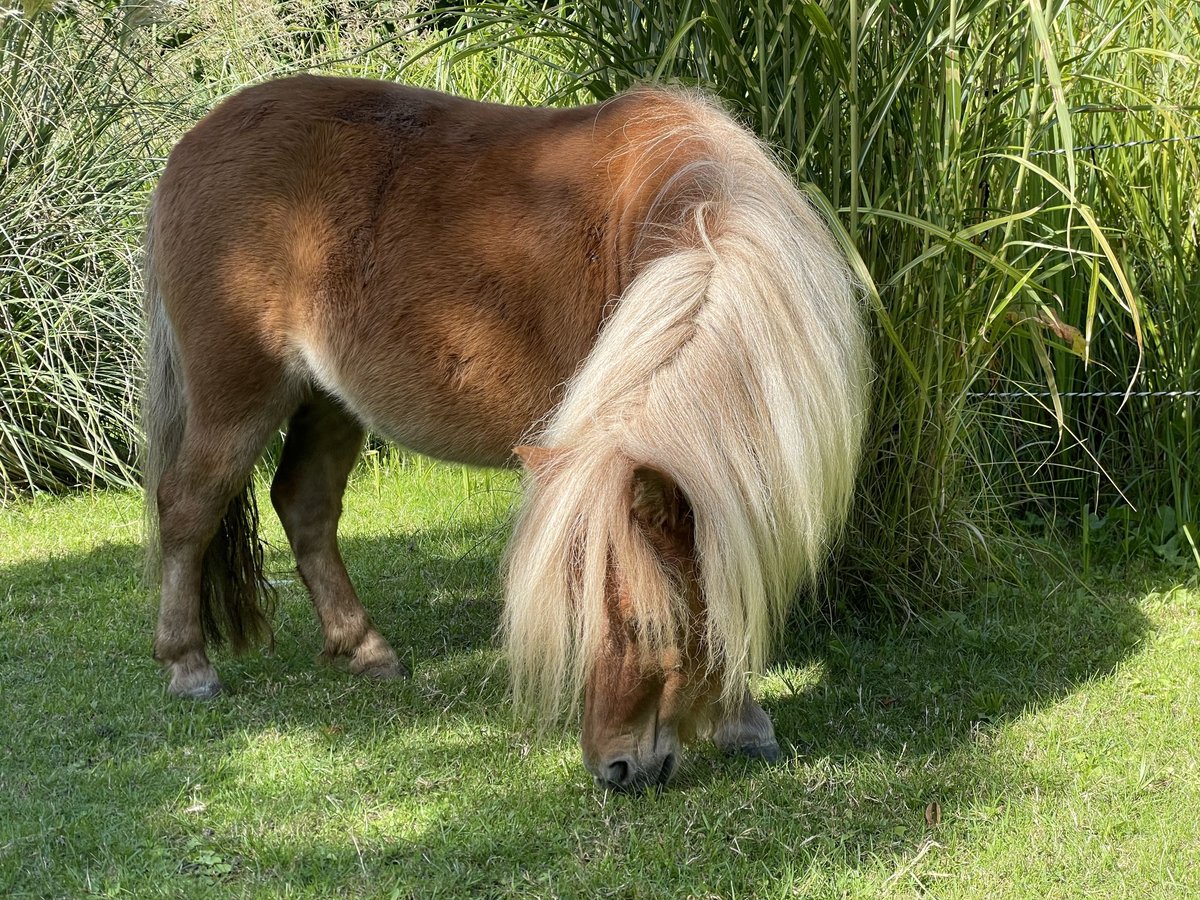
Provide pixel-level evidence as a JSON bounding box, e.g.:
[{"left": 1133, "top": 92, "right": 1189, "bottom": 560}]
[
  {"left": 713, "top": 694, "right": 779, "bottom": 762},
  {"left": 724, "top": 739, "right": 780, "bottom": 763},
  {"left": 348, "top": 630, "right": 408, "bottom": 680},
  {"left": 167, "top": 666, "right": 223, "bottom": 700},
  {"left": 358, "top": 659, "right": 409, "bottom": 680}
]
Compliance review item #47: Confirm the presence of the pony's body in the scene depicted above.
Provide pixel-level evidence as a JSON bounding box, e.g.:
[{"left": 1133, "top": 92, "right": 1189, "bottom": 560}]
[
  {"left": 145, "top": 76, "right": 868, "bottom": 790},
  {"left": 152, "top": 77, "right": 654, "bottom": 466}
]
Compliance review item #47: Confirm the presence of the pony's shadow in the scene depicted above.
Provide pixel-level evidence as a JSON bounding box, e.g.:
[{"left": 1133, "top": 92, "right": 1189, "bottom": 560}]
[
  {"left": 762, "top": 566, "right": 1151, "bottom": 769},
  {"left": 301, "top": 523, "right": 1151, "bottom": 774}
]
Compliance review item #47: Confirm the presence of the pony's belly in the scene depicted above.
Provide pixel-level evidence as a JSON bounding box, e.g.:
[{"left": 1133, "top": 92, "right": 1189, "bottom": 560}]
[
  {"left": 364, "top": 411, "right": 520, "bottom": 469},
  {"left": 294, "top": 335, "right": 542, "bottom": 468}
]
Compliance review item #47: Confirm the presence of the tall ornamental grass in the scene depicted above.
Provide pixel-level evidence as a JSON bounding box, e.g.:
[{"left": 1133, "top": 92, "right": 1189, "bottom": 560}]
[
  {"left": 1, "top": 6, "right": 150, "bottom": 492},
  {"left": 2, "top": 1, "right": 1196, "bottom": 604},
  {"left": 0, "top": 0, "right": 563, "bottom": 496},
  {"left": 419, "top": 0, "right": 1200, "bottom": 600}
]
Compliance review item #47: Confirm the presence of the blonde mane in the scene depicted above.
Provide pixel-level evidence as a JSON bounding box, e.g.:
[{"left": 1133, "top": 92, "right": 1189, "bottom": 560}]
[{"left": 503, "top": 89, "right": 869, "bottom": 719}]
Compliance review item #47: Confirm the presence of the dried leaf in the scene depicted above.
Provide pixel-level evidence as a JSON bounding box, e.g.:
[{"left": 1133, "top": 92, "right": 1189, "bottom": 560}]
[{"left": 924, "top": 800, "right": 942, "bottom": 827}]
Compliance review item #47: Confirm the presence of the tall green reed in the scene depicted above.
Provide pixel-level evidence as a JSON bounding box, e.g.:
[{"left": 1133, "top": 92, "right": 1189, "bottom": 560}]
[
  {"left": 0, "top": 4, "right": 154, "bottom": 493},
  {"left": 423, "top": 0, "right": 1199, "bottom": 600}
]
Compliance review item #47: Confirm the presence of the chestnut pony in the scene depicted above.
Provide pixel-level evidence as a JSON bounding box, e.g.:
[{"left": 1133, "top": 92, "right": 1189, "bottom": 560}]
[{"left": 144, "top": 75, "right": 868, "bottom": 790}]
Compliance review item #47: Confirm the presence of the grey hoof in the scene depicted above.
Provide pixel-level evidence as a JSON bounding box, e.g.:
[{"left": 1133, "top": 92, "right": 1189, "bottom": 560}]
[
  {"left": 725, "top": 739, "right": 780, "bottom": 762},
  {"left": 348, "top": 630, "right": 408, "bottom": 680},
  {"left": 357, "top": 659, "right": 409, "bottom": 680},
  {"left": 168, "top": 671, "right": 223, "bottom": 700}
]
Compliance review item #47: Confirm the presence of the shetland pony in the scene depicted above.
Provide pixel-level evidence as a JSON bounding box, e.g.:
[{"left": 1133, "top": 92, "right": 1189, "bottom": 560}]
[{"left": 144, "top": 75, "right": 868, "bottom": 791}]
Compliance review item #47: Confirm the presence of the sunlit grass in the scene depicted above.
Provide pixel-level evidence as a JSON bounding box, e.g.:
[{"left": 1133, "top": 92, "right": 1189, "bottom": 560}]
[{"left": 1, "top": 460, "right": 1198, "bottom": 895}]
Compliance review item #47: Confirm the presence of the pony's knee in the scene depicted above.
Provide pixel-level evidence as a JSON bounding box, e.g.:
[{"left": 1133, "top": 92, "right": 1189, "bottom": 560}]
[
  {"left": 268, "top": 475, "right": 296, "bottom": 527},
  {"left": 270, "top": 473, "right": 339, "bottom": 549},
  {"left": 156, "top": 481, "right": 203, "bottom": 546}
]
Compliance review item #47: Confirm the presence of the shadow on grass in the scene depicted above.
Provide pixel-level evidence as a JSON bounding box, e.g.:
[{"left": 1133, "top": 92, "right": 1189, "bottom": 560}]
[{"left": 0, "top": 514, "right": 1157, "bottom": 894}]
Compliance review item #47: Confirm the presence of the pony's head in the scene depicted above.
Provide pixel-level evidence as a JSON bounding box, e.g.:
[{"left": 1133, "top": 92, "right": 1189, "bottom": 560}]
[{"left": 509, "top": 445, "right": 722, "bottom": 790}]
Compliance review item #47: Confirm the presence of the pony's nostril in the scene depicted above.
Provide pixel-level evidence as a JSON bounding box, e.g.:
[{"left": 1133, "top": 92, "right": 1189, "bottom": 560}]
[{"left": 604, "top": 757, "right": 632, "bottom": 787}]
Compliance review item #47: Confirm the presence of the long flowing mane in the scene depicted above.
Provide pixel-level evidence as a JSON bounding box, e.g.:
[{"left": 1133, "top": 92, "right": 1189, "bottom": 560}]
[{"left": 503, "top": 88, "right": 868, "bottom": 719}]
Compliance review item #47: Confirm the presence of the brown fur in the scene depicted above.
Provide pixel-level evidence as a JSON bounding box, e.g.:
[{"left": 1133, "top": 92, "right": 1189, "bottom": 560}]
[
  {"left": 152, "top": 77, "right": 690, "bottom": 465},
  {"left": 142, "top": 77, "right": 851, "bottom": 787},
  {"left": 145, "top": 76, "right": 713, "bottom": 698}
]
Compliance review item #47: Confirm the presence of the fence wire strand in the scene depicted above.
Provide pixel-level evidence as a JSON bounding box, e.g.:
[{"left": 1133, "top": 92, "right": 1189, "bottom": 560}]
[
  {"left": 969, "top": 389, "right": 1200, "bottom": 400},
  {"left": 1031, "top": 133, "right": 1200, "bottom": 155}
]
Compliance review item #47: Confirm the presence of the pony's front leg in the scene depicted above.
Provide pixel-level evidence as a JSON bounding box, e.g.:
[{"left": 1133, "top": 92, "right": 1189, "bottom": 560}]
[
  {"left": 271, "top": 394, "right": 406, "bottom": 680},
  {"left": 713, "top": 690, "right": 780, "bottom": 761}
]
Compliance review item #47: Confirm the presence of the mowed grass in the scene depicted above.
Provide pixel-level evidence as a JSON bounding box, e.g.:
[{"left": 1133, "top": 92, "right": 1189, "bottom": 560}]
[{"left": 1, "top": 459, "right": 1198, "bottom": 897}]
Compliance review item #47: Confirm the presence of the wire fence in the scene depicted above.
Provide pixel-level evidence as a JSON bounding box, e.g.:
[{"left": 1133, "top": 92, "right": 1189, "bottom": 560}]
[
  {"left": 969, "top": 389, "right": 1200, "bottom": 400},
  {"left": 1030, "top": 133, "right": 1200, "bottom": 155},
  {"left": 986, "top": 131, "right": 1198, "bottom": 403}
]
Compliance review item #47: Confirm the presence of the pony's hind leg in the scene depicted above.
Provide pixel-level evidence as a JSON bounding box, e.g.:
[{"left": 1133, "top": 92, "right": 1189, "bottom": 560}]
[
  {"left": 713, "top": 690, "right": 781, "bottom": 761},
  {"left": 155, "top": 410, "right": 286, "bottom": 698},
  {"left": 270, "top": 393, "right": 406, "bottom": 679}
]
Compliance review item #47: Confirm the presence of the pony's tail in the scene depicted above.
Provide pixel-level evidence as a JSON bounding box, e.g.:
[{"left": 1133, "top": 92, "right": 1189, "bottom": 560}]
[
  {"left": 198, "top": 488, "right": 275, "bottom": 654},
  {"left": 141, "top": 199, "right": 273, "bottom": 654},
  {"left": 141, "top": 198, "right": 181, "bottom": 590}
]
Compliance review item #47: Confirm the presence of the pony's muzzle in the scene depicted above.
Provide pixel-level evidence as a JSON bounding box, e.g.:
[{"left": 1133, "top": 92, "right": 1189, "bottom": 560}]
[{"left": 591, "top": 749, "right": 679, "bottom": 792}]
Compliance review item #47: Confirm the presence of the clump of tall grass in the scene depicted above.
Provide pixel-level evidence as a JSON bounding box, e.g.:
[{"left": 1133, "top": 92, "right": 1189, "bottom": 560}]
[
  {"left": 0, "top": 4, "right": 153, "bottom": 493},
  {"left": 425, "top": 0, "right": 1200, "bottom": 601},
  {"left": 980, "top": 0, "right": 1200, "bottom": 567}
]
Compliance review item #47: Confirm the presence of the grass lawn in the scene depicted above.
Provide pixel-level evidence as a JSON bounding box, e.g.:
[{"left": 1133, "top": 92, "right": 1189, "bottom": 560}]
[{"left": 1, "top": 458, "right": 1197, "bottom": 897}]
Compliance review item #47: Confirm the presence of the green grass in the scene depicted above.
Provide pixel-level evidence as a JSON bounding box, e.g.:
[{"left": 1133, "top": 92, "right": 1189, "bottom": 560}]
[{"left": 2, "top": 459, "right": 1197, "bottom": 897}]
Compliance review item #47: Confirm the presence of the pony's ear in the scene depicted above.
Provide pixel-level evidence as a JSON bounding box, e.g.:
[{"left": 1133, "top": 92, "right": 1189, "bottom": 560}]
[
  {"left": 513, "top": 444, "right": 563, "bottom": 479},
  {"left": 631, "top": 465, "right": 692, "bottom": 538}
]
